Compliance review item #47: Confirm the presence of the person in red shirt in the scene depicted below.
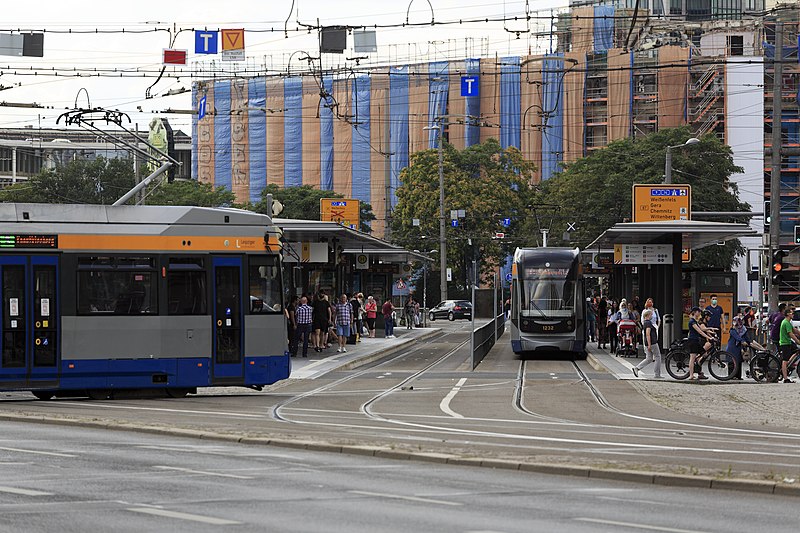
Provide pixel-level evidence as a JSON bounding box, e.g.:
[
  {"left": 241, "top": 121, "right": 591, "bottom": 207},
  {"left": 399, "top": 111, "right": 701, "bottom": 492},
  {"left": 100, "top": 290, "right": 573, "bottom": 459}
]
[
  {"left": 382, "top": 298, "right": 395, "bottom": 338},
  {"left": 364, "top": 296, "right": 378, "bottom": 338}
]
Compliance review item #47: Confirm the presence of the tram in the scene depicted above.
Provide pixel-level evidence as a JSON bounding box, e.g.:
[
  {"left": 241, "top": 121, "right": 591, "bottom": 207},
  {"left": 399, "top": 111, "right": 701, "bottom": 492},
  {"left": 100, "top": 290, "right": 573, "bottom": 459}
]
[
  {"left": 509, "top": 247, "right": 586, "bottom": 358},
  {"left": 0, "top": 203, "right": 290, "bottom": 399}
]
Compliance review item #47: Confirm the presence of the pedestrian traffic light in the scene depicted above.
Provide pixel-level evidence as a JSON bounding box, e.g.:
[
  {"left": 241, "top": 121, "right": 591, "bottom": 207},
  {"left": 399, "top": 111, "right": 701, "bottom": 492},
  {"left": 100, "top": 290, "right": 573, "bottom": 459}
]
[
  {"left": 764, "top": 200, "right": 770, "bottom": 231},
  {"left": 772, "top": 249, "right": 788, "bottom": 285}
]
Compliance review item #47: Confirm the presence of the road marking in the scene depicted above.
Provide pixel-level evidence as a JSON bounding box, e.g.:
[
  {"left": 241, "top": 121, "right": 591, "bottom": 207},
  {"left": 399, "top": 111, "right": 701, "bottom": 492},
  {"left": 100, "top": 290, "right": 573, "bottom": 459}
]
[
  {"left": 128, "top": 507, "right": 240, "bottom": 525},
  {"left": 153, "top": 465, "right": 253, "bottom": 479},
  {"left": 0, "top": 446, "right": 76, "bottom": 458},
  {"left": 0, "top": 486, "right": 53, "bottom": 496},
  {"left": 57, "top": 401, "right": 262, "bottom": 419},
  {"left": 349, "top": 490, "right": 462, "bottom": 507},
  {"left": 439, "top": 377, "right": 467, "bottom": 418},
  {"left": 574, "top": 518, "right": 707, "bottom": 533}
]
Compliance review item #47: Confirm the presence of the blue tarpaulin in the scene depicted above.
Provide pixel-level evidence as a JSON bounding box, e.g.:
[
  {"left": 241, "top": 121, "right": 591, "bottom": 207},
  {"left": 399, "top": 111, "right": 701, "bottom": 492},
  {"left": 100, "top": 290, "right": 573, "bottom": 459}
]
[
  {"left": 284, "top": 77, "right": 303, "bottom": 187},
  {"left": 248, "top": 77, "right": 267, "bottom": 203},
  {"left": 465, "top": 58, "right": 481, "bottom": 147},
  {"left": 389, "top": 66, "right": 409, "bottom": 210},
  {"left": 320, "top": 76, "right": 334, "bottom": 190},
  {"left": 500, "top": 56, "right": 521, "bottom": 149},
  {"left": 428, "top": 61, "right": 449, "bottom": 148},
  {"left": 352, "top": 75, "right": 371, "bottom": 203},
  {"left": 541, "top": 56, "right": 564, "bottom": 180},
  {"left": 214, "top": 80, "right": 232, "bottom": 190},
  {"left": 593, "top": 6, "right": 615, "bottom": 52}
]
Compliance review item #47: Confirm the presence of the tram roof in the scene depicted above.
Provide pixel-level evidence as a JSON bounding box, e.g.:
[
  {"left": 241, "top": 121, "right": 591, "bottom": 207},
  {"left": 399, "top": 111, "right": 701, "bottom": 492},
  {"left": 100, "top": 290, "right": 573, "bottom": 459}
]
[{"left": 586, "top": 220, "right": 757, "bottom": 250}]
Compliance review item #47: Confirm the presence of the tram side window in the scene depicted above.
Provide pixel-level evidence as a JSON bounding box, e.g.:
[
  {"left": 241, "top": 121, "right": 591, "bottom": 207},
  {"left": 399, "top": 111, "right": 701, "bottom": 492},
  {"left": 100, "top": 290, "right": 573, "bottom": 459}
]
[
  {"left": 167, "top": 258, "right": 208, "bottom": 315},
  {"left": 77, "top": 256, "right": 158, "bottom": 315},
  {"left": 248, "top": 256, "right": 282, "bottom": 314}
]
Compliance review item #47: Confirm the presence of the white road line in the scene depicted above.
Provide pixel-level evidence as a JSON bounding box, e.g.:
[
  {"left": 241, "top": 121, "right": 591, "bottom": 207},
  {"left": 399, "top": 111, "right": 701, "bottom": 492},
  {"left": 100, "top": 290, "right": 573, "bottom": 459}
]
[
  {"left": 439, "top": 378, "right": 467, "bottom": 418},
  {"left": 574, "top": 518, "right": 707, "bottom": 533},
  {"left": 57, "top": 401, "right": 263, "bottom": 419},
  {"left": 0, "top": 446, "right": 76, "bottom": 458},
  {"left": 127, "top": 507, "right": 240, "bottom": 525},
  {"left": 153, "top": 465, "right": 253, "bottom": 479},
  {"left": 349, "top": 490, "right": 462, "bottom": 507},
  {"left": 0, "top": 486, "right": 53, "bottom": 497}
]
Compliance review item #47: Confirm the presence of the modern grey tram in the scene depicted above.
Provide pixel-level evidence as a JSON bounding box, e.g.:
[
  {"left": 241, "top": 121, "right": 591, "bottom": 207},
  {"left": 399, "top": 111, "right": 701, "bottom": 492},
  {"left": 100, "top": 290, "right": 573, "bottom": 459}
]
[
  {"left": 510, "top": 247, "right": 586, "bottom": 357},
  {"left": 0, "top": 203, "right": 290, "bottom": 399}
]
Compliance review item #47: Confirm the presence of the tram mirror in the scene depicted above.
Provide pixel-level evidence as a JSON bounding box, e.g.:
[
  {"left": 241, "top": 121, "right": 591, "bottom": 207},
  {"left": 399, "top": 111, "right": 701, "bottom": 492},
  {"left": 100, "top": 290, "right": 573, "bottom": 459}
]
[{"left": 293, "top": 267, "right": 303, "bottom": 288}]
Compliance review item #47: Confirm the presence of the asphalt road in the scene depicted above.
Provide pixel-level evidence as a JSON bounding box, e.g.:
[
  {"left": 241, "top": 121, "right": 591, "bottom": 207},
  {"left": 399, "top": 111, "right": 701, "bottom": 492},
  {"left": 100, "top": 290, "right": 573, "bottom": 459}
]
[{"left": 0, "top": 421, "right": 796, "bottom": 533}]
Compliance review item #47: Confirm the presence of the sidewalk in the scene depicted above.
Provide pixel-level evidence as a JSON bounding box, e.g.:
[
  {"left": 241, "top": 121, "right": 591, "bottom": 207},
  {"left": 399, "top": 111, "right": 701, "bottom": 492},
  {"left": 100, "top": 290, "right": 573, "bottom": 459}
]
[
  {"left": 290, "top": 326, "right": 442, "bottom": 379},
  {"left": 585, "top": 343, "right": 675, "bottom": 382}
]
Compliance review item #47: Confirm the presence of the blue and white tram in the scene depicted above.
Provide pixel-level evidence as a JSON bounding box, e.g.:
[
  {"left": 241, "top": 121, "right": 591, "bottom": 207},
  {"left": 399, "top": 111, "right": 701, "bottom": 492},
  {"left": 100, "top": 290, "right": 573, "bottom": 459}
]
[
  {"left": 0, "top": 203, "right": 290, "bottom": 399},
  {"left": 510, "top": 247, "right": 586, "bottom": 357}
]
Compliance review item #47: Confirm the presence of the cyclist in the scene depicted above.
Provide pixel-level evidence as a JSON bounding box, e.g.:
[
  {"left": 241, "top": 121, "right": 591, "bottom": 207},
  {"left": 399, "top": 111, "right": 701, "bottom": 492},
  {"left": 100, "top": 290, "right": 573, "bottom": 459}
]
[
  {"left": 687, "top": 307, "right": 713, "bottom": 380},
  {"left": 779, "top": 307, "right": 799, "bottom": 384}
]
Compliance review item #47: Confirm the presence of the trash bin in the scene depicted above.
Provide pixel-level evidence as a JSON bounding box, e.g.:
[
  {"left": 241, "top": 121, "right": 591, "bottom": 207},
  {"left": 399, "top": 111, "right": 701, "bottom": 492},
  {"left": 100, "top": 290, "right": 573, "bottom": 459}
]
[{"left": 662, "top": 314, "right": 674, "bottom": 348}]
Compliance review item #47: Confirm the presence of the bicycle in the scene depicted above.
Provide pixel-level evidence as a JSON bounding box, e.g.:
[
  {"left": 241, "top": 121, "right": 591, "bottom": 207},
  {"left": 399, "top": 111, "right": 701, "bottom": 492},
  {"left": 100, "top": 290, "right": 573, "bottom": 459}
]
[
  {"left": 664, "top": 336, "right": 738, "bottom": 381},
  {"left": 749, "top": 345, "right": 800, "bottom": 383}
]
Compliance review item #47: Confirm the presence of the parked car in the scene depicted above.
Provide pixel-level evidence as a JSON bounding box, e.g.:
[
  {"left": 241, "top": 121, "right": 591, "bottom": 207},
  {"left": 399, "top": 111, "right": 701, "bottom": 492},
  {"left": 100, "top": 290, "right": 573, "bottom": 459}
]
[{"left": 428, "top": 300, "right": 472, "bottom": 321}]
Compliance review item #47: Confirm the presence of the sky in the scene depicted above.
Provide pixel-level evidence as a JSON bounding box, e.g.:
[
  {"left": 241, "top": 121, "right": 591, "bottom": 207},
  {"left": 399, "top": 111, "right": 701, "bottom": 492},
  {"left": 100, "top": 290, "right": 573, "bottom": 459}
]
[{"left": 0, "top": 0, "right": 566, "bottom": 135}]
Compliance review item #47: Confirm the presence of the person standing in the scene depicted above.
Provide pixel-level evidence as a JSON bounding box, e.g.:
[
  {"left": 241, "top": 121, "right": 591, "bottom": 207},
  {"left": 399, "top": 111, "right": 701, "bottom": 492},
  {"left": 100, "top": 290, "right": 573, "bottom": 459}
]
[
  {"left": 334, "top": 294, "right": 352, "bottom": 353},
  {"left": 292, "top": 296, "right": 314, "bottom": 358},
  {"left": 705, "top": 294, "right": 725, "bottom": 334},
  {"left": 633, "top": 309, "right": 662, "bottom": 379},
  {"left": 364, "top": 295, "right": 378, "bottom": 338},
  {"left": 404, "top": 298, "right": 415, "bottom": 330},
  {"left": 312, "top": 291, "right": 331, "bottom": 352},
  {"left": 596, "top": 296, "right": 607, "bottom": 349},
  {"left": 779, "top": 307, "right": 799, "bottom": 384},
  {"left": 586, "top": 298, "right": 596, "bottom": 343},
  {"left": 286, "top": 295, "right": 298, "bottom": 350},
  {"left": 382, "top": 298, "right": 395, "bottom": 338},
  {"left": 350, "top": 293, "right": 363, "bottom": 343},
  {"left": 687, "top": 307, "right": 712, "bottom": 381},
  {"left": 727, "top": 315, "right": 762, "bottom": 380},
  {"left": 769, "top": 303, "right": 787, "bottom": 348}
]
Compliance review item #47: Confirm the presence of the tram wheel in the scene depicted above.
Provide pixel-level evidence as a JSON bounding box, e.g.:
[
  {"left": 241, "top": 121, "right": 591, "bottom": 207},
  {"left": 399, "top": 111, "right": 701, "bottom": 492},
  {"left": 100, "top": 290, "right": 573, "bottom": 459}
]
[
  {"left": 166, "top": 388, "right": 191, "bottom": 398},
  {"left": 87, "top": 389, "right": 112, "bottom": 400},
  {"left": 32, "top": 391, "right": 54, "bottom": 401}
]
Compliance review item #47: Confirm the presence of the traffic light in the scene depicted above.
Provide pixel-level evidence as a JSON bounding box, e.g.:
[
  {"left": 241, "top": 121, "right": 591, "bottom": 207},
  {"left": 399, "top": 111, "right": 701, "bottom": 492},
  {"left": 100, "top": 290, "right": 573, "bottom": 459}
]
[
  {"left": 765, "top": 200, "right": 770, "bottom": 231},
  {"left": 772, "top": 249, "right": 788, "bottom": 285},
  {"left": 795, "top": 225, "right": 800, "bottom": 245}
]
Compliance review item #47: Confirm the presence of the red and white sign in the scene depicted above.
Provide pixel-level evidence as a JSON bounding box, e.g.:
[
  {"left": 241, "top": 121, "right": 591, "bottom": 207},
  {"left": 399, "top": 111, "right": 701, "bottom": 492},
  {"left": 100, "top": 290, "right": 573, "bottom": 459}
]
[
  {"left": 163, "top": 49, "right": 187, "bottom": 65},
  {"left": 495, "top": 232, "right": 505, "bottom": 239}
]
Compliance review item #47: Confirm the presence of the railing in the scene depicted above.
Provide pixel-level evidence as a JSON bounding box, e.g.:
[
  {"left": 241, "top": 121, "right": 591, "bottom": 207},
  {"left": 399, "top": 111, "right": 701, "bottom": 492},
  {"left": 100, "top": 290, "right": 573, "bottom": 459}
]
[{"left": 471, "top": 314, "right": 506, "bottom": 370}]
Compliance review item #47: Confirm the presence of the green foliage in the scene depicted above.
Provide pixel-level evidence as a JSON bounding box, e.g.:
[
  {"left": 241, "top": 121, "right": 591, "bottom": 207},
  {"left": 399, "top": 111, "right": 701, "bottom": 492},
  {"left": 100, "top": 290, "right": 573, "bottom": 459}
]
[
  {"left": 145, "top": 180, "right": 236, "bottom": 207},
  {"left": 536, "top": 127, "right": 750, "bottom": 269},
  {"left": 391, "top": 138, "right": 538, "bottom": 296},
  {"left": 252, "top": 184, "right": 376, "bottom": 233},
  {"left": 0, "top": 157, "right": 136, "bottom": 204}
]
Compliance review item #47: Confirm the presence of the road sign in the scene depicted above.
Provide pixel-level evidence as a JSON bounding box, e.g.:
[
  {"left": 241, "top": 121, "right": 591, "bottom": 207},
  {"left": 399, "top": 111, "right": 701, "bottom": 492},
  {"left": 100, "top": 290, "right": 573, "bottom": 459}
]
[
  {"left": 162, "top": 49, "right": 187, "bottom": 65},
  {"left": 451, "top": 220, "right": 459, "bottom": 227},
  {"left": 198, "top": 95, "right": 207, "bottom": 120},
  {"left": 320, "top": 198, "right": 360, "bottom": 229},
  {"left": 446, "top": 268, "right": 452, "bottom": 281},
  {"left": 632, "top": 184, "right": 691, "bottom": 223},
  {"left": 495, "top": 232, "right": 505, "bottom": 239},
  {"left": 221, "top": 29, "right": 245, "bottom": 62},
  {"left": 505, "top": 273, "right": 513, "bottom": 282},
  {"left": 614, "top": 244, "right": 673, "bottom": 265},
  {"left": 501, "top": 218, "right": 511, "bottom": 227},
  {"left": 461, "top": 76, "right": 479, "bottom": 97},
  {"left": 195, "top": 31, "right": 218, "bottom": 54}
]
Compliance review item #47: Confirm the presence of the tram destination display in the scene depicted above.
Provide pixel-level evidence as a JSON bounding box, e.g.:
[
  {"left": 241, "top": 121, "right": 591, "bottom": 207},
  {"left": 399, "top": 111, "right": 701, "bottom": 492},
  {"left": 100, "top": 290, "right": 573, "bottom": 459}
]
[{"left": 0, "top": 234, "right": 58, "bottom": 249}]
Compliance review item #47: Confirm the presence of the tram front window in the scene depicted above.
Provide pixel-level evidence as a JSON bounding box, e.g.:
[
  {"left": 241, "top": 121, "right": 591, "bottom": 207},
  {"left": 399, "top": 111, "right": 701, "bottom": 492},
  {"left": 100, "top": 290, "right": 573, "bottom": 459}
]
[{"left": 521, "top": 267, "right": 575, "bottom": 319}]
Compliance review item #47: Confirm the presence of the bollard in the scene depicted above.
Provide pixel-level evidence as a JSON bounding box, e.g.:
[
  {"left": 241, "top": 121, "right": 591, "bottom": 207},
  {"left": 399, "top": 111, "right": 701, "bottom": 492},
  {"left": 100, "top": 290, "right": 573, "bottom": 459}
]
[{"left": 662, "top": 313, "right": 674, "bottom": 348}]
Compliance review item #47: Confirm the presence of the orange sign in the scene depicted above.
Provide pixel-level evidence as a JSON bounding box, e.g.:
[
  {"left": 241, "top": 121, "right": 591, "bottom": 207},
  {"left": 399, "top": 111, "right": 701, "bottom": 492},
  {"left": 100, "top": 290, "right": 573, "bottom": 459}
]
[
  {"left": 632, "top": 184, "right": 691, "bottom": 223},
  {"left": 682, "top": 248, "right": 692, "bottom": 263},
  {"left": 221, "top": 29, "right": 245, "bottom": 50},
  {"left": 320, "top": 199, "right": 360, "bottom": 229}
]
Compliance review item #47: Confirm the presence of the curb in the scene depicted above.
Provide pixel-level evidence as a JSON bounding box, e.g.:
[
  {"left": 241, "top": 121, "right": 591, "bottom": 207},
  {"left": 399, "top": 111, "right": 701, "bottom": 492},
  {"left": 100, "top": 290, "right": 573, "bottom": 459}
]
[
  {"left": 1, "top": 411, "right": 797, "bottom": 497},
  {"left": 330, "top": 328, "right": 443, "bottom": 372},
  {"left": 586, "top": 352, "right": 606, "bottom": 372}
]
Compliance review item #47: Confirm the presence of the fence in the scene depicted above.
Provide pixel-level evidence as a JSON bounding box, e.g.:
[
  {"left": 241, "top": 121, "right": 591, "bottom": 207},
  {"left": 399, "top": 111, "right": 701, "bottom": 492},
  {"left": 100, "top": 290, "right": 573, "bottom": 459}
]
[{"left": 471, "top": 314, "right": 506, "bottom": 370}]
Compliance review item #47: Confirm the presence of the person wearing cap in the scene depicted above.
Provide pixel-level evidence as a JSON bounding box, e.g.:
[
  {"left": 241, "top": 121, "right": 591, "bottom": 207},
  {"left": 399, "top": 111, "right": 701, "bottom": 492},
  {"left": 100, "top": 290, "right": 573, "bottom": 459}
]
[{"left": 687, "top": 306, "right": 713, "bottom": 380}]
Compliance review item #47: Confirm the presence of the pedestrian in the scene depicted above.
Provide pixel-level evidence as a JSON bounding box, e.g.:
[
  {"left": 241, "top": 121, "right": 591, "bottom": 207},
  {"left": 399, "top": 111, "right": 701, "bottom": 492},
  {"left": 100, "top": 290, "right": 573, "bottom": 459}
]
[
  {"left": 333, "top": 294, "right": 352, "bottom": 353},
  {"left": 414, "top": 298, "right": 421, "bottom": 327},
  {"left": 633, "top": 309, "right": 662, "bottom": 379},
  {"left": 596, "top": 296, "right": 607, "bottom": 349},
  {"left": 726, "top": 315, "right": 763, "bottom": 380},
  {"left": 742, "top": 306, "right": 756, "bottom": 342},
  {"left": 364, "top": 295, "right": 378, "bottom": 338},
  {"left": 586, "top": 297, "right": 596, "bottom": 343},
  {"left": 351, "top": 293, "right": 363, "bottom": 343},
  {"left": 382, "top": 298, "right": 395, "bottom": 338},
  {"left": 769, "top": 303, "right": 786, "bottom": 349},
  {"left": 606, "top": 303, "right": 618, "bottom": 353},
  {"left": 504, "top": 298, "right": 511, "bottom": 319},
  {"left": 404, "top": 298, "right": 415, "bottom": 330},
  {"left": 292, "top": 296, "right": 314, "bottom": 358},
  {"left": 687, "top": 307, "right": 713, "bottom": 381},
  {"left": 704, "top": 294, "right": 726, "bottom": 334},
  {"left": 286, "top": 295, "right": 298, "bottom": 349},
  {"left": 312, "top": 291, "right": 331, "bottom": 352},
  {"left": 641, "top": 297, "right": 660, "bottom": 346},
  {"left": 779, "top": 307, "right": 798, "bottom": 384}
]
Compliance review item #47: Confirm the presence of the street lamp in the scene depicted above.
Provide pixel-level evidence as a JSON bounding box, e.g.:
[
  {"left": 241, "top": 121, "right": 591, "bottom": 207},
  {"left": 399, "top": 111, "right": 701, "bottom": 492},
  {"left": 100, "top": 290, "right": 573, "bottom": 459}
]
[
  {"left": 423, "top": 121, "right": 447, "bottom": 302},
  {"left": 664, "top": 137, "right": 700, "bottom": 184}
]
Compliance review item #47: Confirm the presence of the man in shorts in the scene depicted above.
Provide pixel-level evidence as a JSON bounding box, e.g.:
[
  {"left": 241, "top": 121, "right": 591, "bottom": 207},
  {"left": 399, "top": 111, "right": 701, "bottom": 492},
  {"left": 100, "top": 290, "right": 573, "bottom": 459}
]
[
  {"left": 333, "top": 293, "right": 353, "bottom": 353},
  {"left": 779, "top": 307, "right": 799, "bottom": 383}
]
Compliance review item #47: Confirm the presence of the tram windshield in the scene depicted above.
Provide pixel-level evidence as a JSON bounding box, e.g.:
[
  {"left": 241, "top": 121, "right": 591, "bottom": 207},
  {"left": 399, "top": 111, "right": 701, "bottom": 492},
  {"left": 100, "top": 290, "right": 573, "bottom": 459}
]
[{"left": 520, "top": 265, "right": 576, "bottom": 319}]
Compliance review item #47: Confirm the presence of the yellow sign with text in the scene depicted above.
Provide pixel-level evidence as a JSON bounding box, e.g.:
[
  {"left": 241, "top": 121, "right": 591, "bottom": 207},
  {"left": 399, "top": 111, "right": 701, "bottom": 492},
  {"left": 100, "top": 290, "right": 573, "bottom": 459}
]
[
  {"left": 320, "top": 199, "right": 360, "bottom": 229},
  {"left": 633, "top": 184, "right": 691, "bottom": 223}
]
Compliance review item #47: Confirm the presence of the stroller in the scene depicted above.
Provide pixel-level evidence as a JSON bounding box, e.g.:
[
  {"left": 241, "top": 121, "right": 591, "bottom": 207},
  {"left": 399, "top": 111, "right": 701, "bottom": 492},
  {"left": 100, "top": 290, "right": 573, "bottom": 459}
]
[{"left": 615, "top": 318, "right": 639, "bottom": 357}]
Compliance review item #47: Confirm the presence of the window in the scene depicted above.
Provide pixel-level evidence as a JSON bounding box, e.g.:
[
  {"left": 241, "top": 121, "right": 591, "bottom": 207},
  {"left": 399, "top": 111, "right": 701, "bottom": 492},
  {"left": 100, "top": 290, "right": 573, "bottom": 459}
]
[
  {"left": 248, "top": 255, "right": 282, "bottom": 314},
  {"left": 728, "top": 35, "right": 744, "bottom": 56},
  {"left": 167, "top": 258, "right": 208, "bottom": 315},
  {"left": 77, "top": 256, "right": 157, "bottom": 315}
]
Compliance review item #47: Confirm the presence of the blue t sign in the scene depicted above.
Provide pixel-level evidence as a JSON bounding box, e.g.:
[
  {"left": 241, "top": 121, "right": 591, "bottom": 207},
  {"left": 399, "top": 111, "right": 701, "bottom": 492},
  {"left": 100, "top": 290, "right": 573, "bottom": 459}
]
[
  {"left": 195, "top": 31, "right": 218, "bottom": 54},
  {"left": 461, "top": 76, "right": 479, "bottom": 97}
]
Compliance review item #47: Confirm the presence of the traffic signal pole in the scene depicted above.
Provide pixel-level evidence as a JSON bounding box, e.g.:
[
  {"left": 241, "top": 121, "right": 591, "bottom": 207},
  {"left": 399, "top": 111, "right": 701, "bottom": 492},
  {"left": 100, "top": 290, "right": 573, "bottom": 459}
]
[{"left": 769, "top": 22, "right": 783, "bottom": 310}]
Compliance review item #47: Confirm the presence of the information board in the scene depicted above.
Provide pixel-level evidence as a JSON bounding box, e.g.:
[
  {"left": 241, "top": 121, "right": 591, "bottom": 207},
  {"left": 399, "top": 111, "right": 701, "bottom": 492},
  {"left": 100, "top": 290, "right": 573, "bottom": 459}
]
[
  {"left": 0, "top": 235, "right": 58, "bottom": 249},
  {"left": 633, "top": 185, "right": 691, "bottom": 222},
  {"left": 320, "top": 199, "right": 360, "bottom": 229},
  {"left": 614, "top": 244, "right": 673, "bottom": 265}
]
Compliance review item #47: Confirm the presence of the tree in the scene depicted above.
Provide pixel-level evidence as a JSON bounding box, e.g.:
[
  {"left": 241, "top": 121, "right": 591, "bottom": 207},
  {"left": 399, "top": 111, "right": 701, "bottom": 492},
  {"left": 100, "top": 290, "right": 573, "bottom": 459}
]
[
  {"left": 145, "top": 180, "right": 236, "bottom": 207},
  {"left": 391, "top": 138, "right": 538, "bottom": 297},
  {"left": 0, "top": 157, "right": 136, "bottom": 204},
  {"left": 252, "top": 184, "right": 376, "bottom": 233},
  {"left": 536, "top": 127, "right": 750, "bottom": 269}
]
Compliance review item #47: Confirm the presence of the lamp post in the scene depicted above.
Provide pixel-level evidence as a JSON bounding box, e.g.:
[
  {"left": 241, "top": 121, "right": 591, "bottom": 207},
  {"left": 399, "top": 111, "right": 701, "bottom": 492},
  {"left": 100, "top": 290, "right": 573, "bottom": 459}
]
[
  {"left": 664, "top": 137, "right": 700, "bottom": 184},
  {"left": 415, "top": 249, "right": 438, "bottom": 327},
  {"left": 423, "top": 121, "right": 447, "bottom": 302}
]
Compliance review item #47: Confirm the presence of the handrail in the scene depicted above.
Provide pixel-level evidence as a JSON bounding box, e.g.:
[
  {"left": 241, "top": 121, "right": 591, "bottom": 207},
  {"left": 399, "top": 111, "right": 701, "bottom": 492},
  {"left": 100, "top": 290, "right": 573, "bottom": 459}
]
[{"left": 471, "top": 314, "right": 506, "bottom": 370}]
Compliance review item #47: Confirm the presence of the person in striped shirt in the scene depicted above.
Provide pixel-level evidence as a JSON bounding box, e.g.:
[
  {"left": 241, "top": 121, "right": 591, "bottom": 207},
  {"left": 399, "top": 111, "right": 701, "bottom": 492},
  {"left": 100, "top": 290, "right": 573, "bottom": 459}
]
[{"left": 292, "top": 296, "right": 314, "bottom": 358}]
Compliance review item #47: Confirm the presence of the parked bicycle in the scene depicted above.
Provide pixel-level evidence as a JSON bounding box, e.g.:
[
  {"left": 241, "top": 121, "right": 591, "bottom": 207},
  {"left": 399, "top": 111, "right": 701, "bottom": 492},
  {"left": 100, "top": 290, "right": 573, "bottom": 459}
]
[{"left": 664, "top": 336, "right": 737, "bottom": 381}]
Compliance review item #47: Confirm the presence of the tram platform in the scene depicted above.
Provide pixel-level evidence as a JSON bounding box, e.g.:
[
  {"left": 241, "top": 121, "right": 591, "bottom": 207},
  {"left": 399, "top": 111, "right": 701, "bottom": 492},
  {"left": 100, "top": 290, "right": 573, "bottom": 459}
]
[
  {"left": 289, "top": 326, "right": 442, "bottom": 379},
  {"left": 586, "top": 343, "right": 680, "bottom": 382}
]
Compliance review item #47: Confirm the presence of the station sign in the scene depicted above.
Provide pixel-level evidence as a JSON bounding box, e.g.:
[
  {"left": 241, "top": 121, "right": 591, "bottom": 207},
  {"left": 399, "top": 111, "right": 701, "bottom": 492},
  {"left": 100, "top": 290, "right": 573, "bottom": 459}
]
[
  {"left": 632, "top": 184, "right": 691, "bottom": 223},
  {"left": 614, "top": 244, "right": 673, "bottom": 265},
  {"left": 320, "top": 198, "right": 360, "bottom": 229}
]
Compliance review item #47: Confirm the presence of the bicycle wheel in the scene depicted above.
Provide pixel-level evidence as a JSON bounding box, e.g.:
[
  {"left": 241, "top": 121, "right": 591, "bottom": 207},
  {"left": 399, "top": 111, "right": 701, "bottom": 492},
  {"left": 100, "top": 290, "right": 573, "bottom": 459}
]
[
  {"left": 665, "top": 349, "right": 690, "bottom": 380},
  {"left": 707, "top": 349, "right": 737, "bottom": 381},
  {"left": 750, "top": 352, "right": 781, "bottom": 383}
]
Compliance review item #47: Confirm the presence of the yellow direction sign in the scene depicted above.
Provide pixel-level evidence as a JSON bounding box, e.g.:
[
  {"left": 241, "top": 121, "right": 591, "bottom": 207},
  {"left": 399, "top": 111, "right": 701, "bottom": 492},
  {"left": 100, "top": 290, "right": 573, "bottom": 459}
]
[
  {"left": 633, "top": 184, "right": 691, "bottom": 223},
  {"left": 320, "top": 199, "right": 360, "bottom": 229}
]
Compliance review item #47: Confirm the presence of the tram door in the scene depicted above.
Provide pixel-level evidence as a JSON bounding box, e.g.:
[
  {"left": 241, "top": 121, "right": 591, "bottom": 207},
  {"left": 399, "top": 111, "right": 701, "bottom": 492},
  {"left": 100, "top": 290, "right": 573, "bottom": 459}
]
[
  {"left": 212, "top": 257, "right": 244, "bottom": 381},
  {"left": 0, "top": 256, "right": 59, "bottom": 388}
]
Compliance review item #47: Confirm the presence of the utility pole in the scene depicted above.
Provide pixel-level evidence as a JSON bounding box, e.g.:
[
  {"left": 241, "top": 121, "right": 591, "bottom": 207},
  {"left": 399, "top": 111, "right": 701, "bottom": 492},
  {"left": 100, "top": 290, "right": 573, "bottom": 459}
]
[
  {"left": 769, "top": 21, "right": 783, "bottom": 310},
  {"left": 438, "top": 123, "right": 447, "bottom": 302}
]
